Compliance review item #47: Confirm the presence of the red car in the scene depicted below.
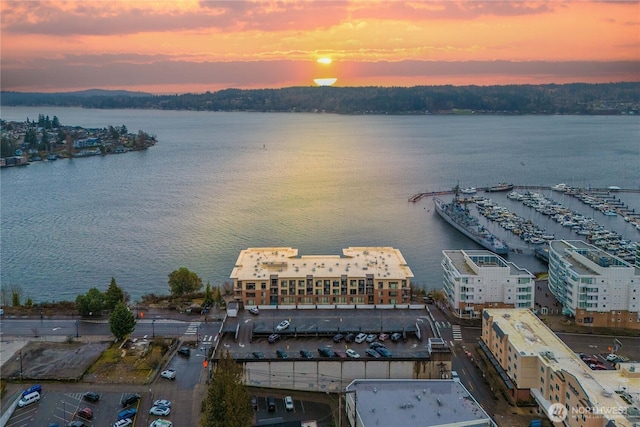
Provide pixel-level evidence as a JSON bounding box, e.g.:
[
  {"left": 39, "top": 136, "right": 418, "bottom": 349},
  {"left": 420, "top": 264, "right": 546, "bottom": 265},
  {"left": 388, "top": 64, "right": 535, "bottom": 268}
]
[{"left": 77, "top": 407, "right": 93, "bottom": 419}]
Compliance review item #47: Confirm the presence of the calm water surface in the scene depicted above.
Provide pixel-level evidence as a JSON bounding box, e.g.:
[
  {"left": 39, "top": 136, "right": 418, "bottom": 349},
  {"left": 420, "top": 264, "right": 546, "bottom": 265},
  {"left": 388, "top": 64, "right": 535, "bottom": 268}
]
[{"left": 1, "top": 107, "right": 639, "bottom": 302}]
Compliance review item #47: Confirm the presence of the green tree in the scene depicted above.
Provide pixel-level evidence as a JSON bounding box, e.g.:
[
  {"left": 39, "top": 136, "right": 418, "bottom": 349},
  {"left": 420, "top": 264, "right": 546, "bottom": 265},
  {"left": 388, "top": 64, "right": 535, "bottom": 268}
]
[
  {"left": 203, "top": 282, "right": 214, "bottom": 308},
  {"left": 109, "top": 301, "right": 136, "bottom": 341},
  {"left": 168, "top": 267, "right": 203, "bottom": 296},
  {"left": 75, "top": 287, "right": 105, "bottom": 316},
  {"left": 104, "top": 277, "right": 125, "bottom": 311},
  {"left": 201, "top": 350, "right": 252, "bottom": 427}
]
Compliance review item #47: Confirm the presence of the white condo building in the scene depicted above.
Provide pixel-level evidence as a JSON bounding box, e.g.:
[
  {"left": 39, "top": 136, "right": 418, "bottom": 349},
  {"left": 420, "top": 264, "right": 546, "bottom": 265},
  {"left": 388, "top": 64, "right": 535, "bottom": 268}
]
[
  {"left": 548, "top": 240, "right": 640, "bottom": 330},
  {"left": 441, "top": 249, "right": 535, "bottom": 318}
]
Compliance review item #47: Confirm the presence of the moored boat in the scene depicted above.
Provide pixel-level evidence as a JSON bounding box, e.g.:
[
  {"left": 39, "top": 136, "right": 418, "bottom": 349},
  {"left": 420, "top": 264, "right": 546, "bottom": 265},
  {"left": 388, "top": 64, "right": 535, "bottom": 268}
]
[
  {"left": 433, "top": 187, "right": 509, "bottom": 255},
  {"left": 486, "top": 183, "right": 514, "bottom": 192},
  {"left": 460, "top": 187, "right": 477, "bottom": 194}
]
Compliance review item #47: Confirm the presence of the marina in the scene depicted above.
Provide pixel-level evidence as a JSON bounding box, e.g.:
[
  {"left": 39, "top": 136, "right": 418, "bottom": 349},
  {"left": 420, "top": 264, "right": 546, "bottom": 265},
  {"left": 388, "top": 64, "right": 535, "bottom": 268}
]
[{"left": 426, "top": 184, "right": 639, "bottom": 262}]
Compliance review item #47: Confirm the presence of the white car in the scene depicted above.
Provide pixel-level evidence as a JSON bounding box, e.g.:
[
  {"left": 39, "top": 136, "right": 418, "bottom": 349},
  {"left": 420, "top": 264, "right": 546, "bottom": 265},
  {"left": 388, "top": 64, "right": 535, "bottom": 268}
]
[
  {"left": 284, "top": 396, "right": 294, "bottom": 411},
  {"left": 606, "top": 354, "right": 620, "bottom": 362},
  {"left": 354, "top": 333, "right": 367, "bottom": 344},
  {"left": 249, "top": 307, "right": 259, "bottom": 315},
  {"left": 149, "top": 420, "right": 173, "bottom": 427},
  {"left": 153, "top": 399, "right": 172, "bottom": 407},
  {"left": 346, "top": 349, "right": 360, "bottom": 358},
  {"left": 275, "top": 320, "right": 290, "bottom": 331},
  {"left": 113, "top": 419, "right": 133, "bottom": 427},
  {"left": 150, "top": 405, "right": 171, "bottom": 416},
  {"left": 160, "top": 369, "right": 176, "bottom": 380}
]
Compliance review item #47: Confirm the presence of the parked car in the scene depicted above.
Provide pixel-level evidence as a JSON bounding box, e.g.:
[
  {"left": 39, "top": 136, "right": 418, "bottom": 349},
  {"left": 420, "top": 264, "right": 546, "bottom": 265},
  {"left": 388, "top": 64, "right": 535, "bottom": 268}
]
[
  {"left": 365, "top": 348, "right": 381, "bottom": 358},
  {"left": 22, "top": 384, "right": 42, "bottom": 397},
  {"left": 334, "top": 350, "right": 348, "bottom": 358},
  {"left": 375, "top": 347, "right": 392, "bottom": 357},
  {"left": 390, "top": 332, "right": 403, "bottom": 342},
  {"left": 366, "top": 334, "right": 377, "bottom": 343},
  {"left": 252, "top": 351, "right": 265, "bottom": 359},
  {"left": 83, "top": 391, "right": 100, "bottom": 402},
  {"left": 275, "top": 320, "right": 290, "bottom": 331},
  {"left": 276, "top": 349, "right": 289, "bottom": 359},
  {"left": 177, "top": 347, "right": 191, "bottom": 357},
  {"left": 251, "top": 396, "right": 258, "bottom": 411},
  {"left": 355, "top": 333, "right": 367, "bottom": 344},
  {"left": 66, "top": 422, "right": 85, "bottom": 427},
  {"left": 117, "top": 408, "right": 137, "bottom": 420},
  {"left": 332, "top": 333, "right": 345, "bottom": 343},
  {"left": 318, "top": 347, "right": 334, "bottom": 357},
  {"left": 17, "top": 391, "right": 40, "bottom": 407},
  {"left": 150, "top": 405, "right": 171, "bottom": 416},
  {"left": 121, "top": 393, "right": 140, "bottom": 407},
  {"left": 249, "top": 307, "right": 260, "bottom": 315},
  {"left": 300, "top": 349, "right": 314, "bottom": 359},
  {"left": 149, "top": 420, "right": 172, "bottom": 427},
  {"left": 152, "top": 399, "right": 171, "bottom": 408},
  {"left": 606, "top": 354, "right": 620, "bottom": 362},
  {"left": 267, "top": 396, "right": 276, "bottom": 412},
  {"left": 344, "top": 333, "right": 355, "bottom": 343},
  {"left": 268, "top": 333, "right": 281, "bottom": 343},
  {"left": 346, "top": 349, "right": 360, "bottom": 358},
  {"left": 160, "top": 369, "right": 176, "bottom": 380},
  {"left": 369, "top": 342, "right": 386, "bottom": 349},
  {"left": 589, "top": 363, "right": 607, "bottom": 370},
  {"left": 112, "top": 419, "right": 133, "bottom": 427},
  {"left": 77, "top": 408, "right": 93, "bottom": 419},
  {"left": 284, "top": 396, "right": 294, "bottom": 411},
  {"left": 378, "top": 333, "right": 389, "bottom": 342}
]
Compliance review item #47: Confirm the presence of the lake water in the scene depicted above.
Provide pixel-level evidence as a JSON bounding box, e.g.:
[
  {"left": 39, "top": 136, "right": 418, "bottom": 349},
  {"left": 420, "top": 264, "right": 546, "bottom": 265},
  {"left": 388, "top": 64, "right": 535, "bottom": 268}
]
[{"left": 1, "top": 107, "right": 639, "bottom": 302}]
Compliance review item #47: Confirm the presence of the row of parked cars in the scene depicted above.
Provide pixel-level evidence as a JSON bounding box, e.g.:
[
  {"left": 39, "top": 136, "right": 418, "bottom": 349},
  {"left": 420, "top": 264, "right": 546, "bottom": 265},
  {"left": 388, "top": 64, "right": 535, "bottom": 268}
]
[{"left": 267, "top": 330, "right": 404, "bottom": 345}]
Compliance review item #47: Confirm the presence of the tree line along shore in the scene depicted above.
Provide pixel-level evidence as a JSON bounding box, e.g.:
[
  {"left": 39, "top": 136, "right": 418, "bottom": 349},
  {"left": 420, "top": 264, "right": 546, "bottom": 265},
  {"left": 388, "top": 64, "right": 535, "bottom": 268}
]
[{"left": 2, "top": 82, "right": 639, "bottom": 115}]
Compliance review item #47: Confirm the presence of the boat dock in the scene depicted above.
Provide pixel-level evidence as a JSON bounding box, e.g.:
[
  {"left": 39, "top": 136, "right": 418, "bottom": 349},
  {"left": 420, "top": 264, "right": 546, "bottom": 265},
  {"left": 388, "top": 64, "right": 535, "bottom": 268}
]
[{"left": 409, "top": 186, "right": 640, "bottom": 203}]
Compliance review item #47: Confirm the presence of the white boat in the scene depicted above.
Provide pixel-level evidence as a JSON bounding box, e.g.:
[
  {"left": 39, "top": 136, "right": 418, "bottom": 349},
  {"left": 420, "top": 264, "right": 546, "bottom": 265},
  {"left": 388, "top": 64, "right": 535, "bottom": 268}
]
[{"left": 460, "top": 187, "right": 477, "bottom": 194}]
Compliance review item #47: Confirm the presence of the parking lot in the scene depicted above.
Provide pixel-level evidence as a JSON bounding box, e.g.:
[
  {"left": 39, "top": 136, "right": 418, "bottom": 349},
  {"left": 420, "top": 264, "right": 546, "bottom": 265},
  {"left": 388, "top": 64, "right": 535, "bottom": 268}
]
[
  {"left": 223, "top": 308, "right": 435, "bottom": 361},
  {"left": 249, "top": 389, "right": 335, "bottom": 427}
]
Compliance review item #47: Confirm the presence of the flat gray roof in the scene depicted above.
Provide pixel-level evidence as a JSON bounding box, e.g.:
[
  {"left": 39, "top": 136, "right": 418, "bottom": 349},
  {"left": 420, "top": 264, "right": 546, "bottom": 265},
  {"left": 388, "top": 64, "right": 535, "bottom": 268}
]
[{"left": 346, "top": 379, "right": 495, "bottom": 427}]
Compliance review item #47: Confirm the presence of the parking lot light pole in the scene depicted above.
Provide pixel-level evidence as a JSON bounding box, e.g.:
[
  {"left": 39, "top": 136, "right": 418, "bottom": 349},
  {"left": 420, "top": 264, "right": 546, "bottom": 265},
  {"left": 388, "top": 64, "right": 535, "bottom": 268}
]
[
  {"left": 152, "top": 319, "right": 156, "bottom": 338},
  {"left": 76, "top": 319, "right": 79, "bottom": 338}
]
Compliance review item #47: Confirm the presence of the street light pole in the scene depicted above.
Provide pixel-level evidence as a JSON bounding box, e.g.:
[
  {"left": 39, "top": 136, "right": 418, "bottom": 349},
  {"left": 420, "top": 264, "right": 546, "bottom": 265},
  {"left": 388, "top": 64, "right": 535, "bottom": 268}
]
[
  {"left": 152, "top": 319, "right": 156, "bottom": 338},
  {"left": 76, "top": 320, "right": 79, "bottom": 338}
]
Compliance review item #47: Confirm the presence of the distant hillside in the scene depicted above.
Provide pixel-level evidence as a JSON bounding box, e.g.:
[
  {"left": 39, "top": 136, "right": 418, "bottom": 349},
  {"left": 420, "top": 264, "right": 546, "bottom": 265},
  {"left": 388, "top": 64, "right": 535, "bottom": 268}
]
[
  {"left": 1, "top": 89, "right": 152, "bottom": 106},
  {"left": 2, "top": 83, "right": 639, "bottom": 115}
]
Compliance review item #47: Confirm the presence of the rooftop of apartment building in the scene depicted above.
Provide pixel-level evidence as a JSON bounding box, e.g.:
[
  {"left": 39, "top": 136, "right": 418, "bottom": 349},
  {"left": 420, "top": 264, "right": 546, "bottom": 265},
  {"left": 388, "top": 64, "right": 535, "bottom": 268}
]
[
  {"left": 345, "top": 378, "right": 496, "bottom": 427},
  {"left": 484, "top": 309, "right": 640, "bottom": 425},
  {"left": 230, "top": 247, "right": 415, "bottom": 281},
  {"left": 549, "top": 240, "right": 639, "bottom": 276},
  {"left": 443, "top": 249, "right": 534, "bottom": 277}
]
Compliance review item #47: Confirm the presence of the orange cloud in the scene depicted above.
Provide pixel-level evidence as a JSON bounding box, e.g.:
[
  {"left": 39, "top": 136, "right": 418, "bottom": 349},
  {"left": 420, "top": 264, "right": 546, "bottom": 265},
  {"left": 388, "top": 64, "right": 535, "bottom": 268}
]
[{"left": 1, "top": 0, "right": 638, "bottom": 93}]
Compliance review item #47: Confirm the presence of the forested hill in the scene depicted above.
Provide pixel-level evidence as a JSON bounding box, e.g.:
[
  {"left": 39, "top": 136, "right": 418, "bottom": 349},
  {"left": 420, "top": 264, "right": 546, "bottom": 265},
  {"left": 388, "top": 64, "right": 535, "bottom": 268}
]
[{"left": 2, "top": 83, "right": 639, "bottom": 115}]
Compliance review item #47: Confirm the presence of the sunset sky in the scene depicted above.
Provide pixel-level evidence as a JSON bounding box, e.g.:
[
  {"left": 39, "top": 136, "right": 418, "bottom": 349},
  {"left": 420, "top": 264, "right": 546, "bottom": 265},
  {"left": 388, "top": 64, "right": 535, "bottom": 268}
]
[{"left": 1, "top": 0, "right": 639, "bottom": 94}]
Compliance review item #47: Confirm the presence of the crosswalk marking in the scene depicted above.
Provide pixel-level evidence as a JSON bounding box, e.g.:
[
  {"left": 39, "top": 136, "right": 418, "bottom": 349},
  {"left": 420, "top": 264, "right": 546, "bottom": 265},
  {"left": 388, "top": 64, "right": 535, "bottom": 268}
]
[
  {"left": 185, "top": 321, "right": 201, "bottom": 335},
  {"left": 452, "top": 324, "right": 463, "bottom": 341},
  {"left": 202, "top": 335, "right": 213, "bottom": 342}
]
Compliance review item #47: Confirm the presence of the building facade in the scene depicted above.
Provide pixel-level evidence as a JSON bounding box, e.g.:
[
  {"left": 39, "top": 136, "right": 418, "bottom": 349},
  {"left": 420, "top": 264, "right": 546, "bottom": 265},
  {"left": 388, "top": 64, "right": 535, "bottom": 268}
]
[
  {"left": 231, "top": 247, "right": 414, "bottom": 307},
  {"left": 441, "top": 250, "right": 535, "bottom": 318},
  {"left": 548, "top": 240, "right": 640, "bottom": 329},
  {"left": 482, "top": 309, "right": 640, "bottom": 427}
]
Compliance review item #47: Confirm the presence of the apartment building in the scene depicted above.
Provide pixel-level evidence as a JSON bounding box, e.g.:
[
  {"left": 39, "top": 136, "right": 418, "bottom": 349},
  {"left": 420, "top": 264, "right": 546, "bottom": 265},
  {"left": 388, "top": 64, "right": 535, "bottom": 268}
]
[
  {"left": 548, "top": 240, "right": 640, "bottom": 329},
  {"left": 482, "top": 309, "right": 639, "bottom": 427},
  {"left": 230, "top": 247, "right": 414, "bottom": 307},
  {"left": 441, "top": 249, "right": 535, "bottom": 319}
]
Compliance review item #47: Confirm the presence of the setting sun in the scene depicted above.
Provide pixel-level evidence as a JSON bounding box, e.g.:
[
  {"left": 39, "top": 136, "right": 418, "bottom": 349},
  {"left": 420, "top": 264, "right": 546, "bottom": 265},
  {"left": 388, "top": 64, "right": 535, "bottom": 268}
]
[{"left": 317, "top": 58, "right": 332, "bottom": 65}]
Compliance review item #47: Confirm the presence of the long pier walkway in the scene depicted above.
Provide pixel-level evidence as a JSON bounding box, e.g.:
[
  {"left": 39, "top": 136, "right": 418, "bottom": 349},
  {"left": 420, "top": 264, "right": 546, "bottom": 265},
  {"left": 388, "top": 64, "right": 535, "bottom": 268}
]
[{"left": 409, "top": 186, "right": 640, "bottom": 203}]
